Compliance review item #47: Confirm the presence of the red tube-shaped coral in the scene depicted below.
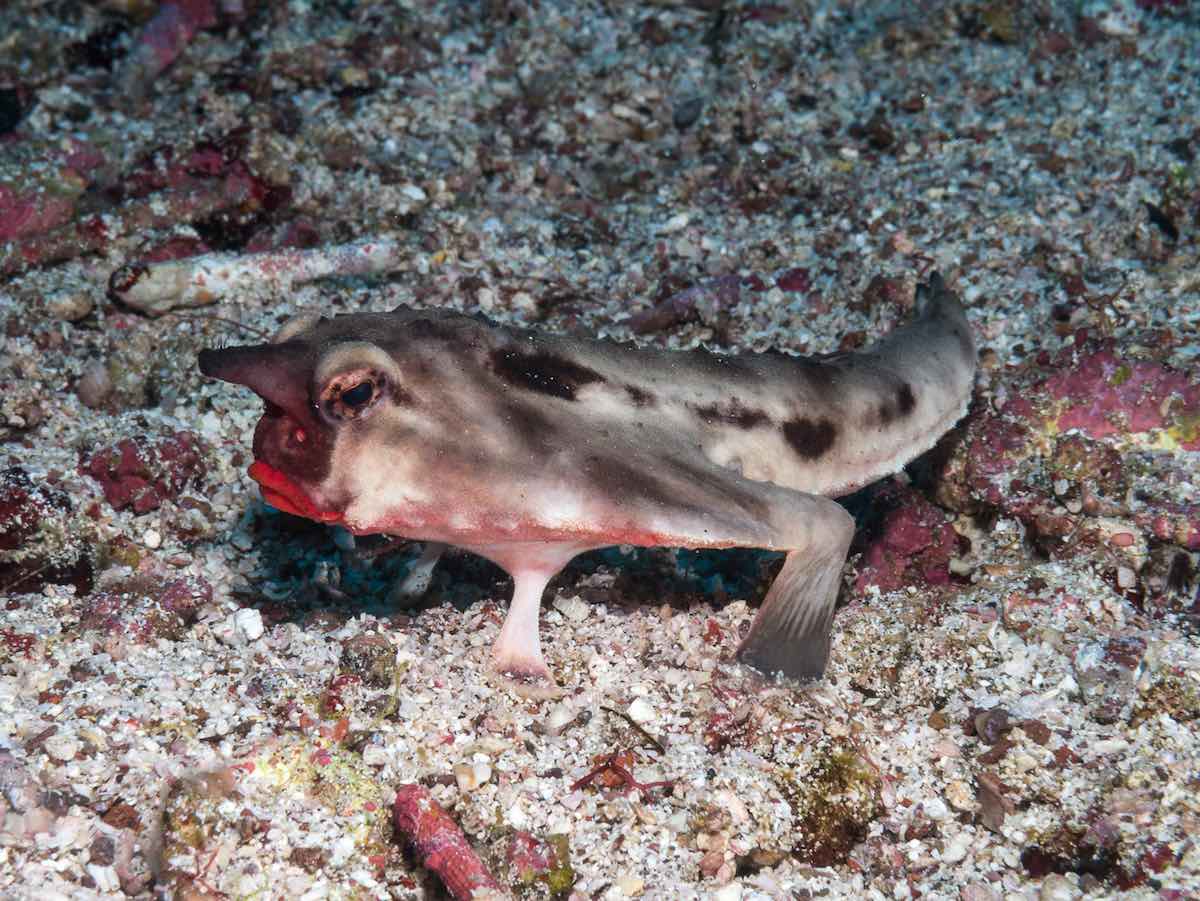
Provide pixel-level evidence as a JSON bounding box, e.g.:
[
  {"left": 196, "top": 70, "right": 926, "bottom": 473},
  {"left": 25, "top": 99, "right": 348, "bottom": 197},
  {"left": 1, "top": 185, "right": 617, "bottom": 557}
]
[{"left": 392, "top": 784, "right": 503, "bottom": 899}]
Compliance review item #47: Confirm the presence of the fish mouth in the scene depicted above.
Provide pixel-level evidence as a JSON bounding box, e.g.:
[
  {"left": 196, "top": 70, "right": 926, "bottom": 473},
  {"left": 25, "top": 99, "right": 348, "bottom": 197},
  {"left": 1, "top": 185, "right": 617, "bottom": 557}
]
[{"left": 248, "top": 460, "right": 342, "bottom": 523}]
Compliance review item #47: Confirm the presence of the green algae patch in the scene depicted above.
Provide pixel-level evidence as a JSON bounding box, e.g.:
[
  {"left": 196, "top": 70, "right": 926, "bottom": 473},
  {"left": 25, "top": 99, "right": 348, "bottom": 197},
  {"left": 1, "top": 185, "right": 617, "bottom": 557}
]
[
  {"left": 773, "top": 740, "right": 883, "bottom": 866},
  {"left": 1165, "top": 410, "right": 1200, "bottom": 448},
  {"left": 1131, "top": 670, "right": 1200, "bottom": 726},
  {"left": 254, "top": 734, "right": 391, "bottom": 824},
  {"left": 543, "top": 834, "right": 576, "bottom": 895},
  {"left": 498, "top": 829, "right": 576, "bottom": 898},
  {"left": 979, "top": 2, "right": 1018, "bottom": 43},
  {"left": 156, "top": 735, "right": 395, "bottom": 897},
  {"left": 159, "top": 768, "right": 248, "bottom": 893}
]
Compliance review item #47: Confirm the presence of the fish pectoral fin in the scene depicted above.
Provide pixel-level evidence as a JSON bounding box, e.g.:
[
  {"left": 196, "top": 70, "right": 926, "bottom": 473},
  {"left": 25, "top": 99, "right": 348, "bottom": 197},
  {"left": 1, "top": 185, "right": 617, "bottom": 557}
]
[
  {"left": 586, "top": 449, "right": 857, "bottom": 683},
  {"left": 735, "top": 532, "right": 850, "bottom": 682}
]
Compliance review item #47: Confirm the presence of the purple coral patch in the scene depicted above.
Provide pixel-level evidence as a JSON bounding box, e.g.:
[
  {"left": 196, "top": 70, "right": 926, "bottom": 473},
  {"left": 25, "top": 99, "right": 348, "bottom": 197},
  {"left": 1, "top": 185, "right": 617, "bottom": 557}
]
[
  {"left": 77, "top": 574, "right": 211, "bottom": 644},
  {"left": 0, "top": 185, "right": 77, "bottom": 243},
  {"left": 854, "top": 483, "right": 959, "bottom": 594},
  {"left": 776, "top": 267, "right": 811, "bottom": 292},
  {"left": 0, "top": 468, "right": 94, "bottom": 593},
  {"left": 81, "top": 431, "right": 207, "bottom": 515},
  {"left": 1042, "top": 344, "right": 1200, "bottom": 447}
]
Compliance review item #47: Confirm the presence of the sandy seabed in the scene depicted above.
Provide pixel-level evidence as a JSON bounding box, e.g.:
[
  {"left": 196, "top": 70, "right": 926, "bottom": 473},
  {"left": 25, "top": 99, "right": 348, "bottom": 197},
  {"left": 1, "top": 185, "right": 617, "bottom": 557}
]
[{"left": 1, "top": 1, "right": 1199, "bottom": 898}]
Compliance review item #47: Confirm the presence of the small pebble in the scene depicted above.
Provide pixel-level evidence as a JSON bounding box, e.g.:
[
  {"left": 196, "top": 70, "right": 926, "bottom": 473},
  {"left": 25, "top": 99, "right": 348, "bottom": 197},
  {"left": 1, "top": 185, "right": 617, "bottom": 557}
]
[
  {"left": 234, "top": 608, "right": 264, "bottom": 642},
  {"left": 76, "top": 361, "right": 113, "bottom": 409},
  {"left": 672, "top": 96, "right": 704, "bottom": 130},
  {"left": 627, "top": 697, "right": 655, "bottom": 724},
  {"left": 552, "top": 594, "right": 589, "bottom": 622},
  {"left": 43, "top": 734, "right": 81, "bottom": 762},
  {"left": 659, "top": 213, "right": 689, "bottom": 233},
  {"left": 541, "top": 702, "right": 577, "bottom": 736},
  {"left": 923, "top": 798, "right": 950, "bottom": 821},
  {"left": 85, "top": 864, "right": 120, "bottom": 893},
  {"left": 960, "top": 885, "right": 998, "bottom": 901},
  {"left": 1039, "top": 873, "right": 1079, "bottom": 900},
  {"left": 77, "top": 725, "right": 107, "bottom": 750},
  {"left": 141, "top": 528, "right": 162, "bottom": 550},
  {"left": 974, "top": 707, "right": 1011, "bottom": 744},
  {"left": 890, "top": 231, "right": 916, "bottom": 255},
  {"left": 559, "top": 790, "right": 583, "bottom": 812},
  {"left": 337, "top": 66, "right": 369, "bottom": 88},
  {"left": 453, "top": 761, "right": 492, "bottom": 792},
  {"left": 616, "top": 875, "right": 644, "bottom": 897},
  {"left": 23, "top": 807, "right": 55, "bottom": 835},
  {"left": 361, "top": 744, "right": 389, "bottom": 767},
  {"left": 945, "top": 779, "right": 975, "bottom": 811},
  {"left": 46, "top": 290, "right": 94, "bottom": 322},
  {"left": 229, "top": 531, "right": 255, "bottom": 552},
  {"left": 400, "top": 184, "right": 427, "bottom": 202},
  {"left": 941, "top": 831, "right": 972, "bottom": 864},
  {"left": 505, "top": 802, "right": 528, "bottom": 830}
]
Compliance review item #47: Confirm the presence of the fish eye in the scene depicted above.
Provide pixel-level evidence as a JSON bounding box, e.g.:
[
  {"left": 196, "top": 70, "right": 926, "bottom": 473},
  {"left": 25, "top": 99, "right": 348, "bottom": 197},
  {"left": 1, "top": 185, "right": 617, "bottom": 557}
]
[
  {"left": 340, "top": 381, "right": 374, "bottom": 408},
  {"left": 321, "top": 371, "right": 385, "bottom": 421}
]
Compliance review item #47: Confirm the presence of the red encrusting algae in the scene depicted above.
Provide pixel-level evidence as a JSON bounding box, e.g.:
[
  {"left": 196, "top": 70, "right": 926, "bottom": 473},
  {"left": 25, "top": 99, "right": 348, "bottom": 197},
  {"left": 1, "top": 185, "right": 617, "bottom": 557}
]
[{"left": 392, "top": 784, "right": 502, "bottom": 900}]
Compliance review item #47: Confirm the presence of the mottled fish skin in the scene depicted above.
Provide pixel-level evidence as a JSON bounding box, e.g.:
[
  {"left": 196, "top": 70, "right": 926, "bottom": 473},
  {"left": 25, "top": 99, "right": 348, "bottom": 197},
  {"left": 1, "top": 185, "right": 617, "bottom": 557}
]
[{"left": 198, "top": 272, "right": 975, "bottom": 694}]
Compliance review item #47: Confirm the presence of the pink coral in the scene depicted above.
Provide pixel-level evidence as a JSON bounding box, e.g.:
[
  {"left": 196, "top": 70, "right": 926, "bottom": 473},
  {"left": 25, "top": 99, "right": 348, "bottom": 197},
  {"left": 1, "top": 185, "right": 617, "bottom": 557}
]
[
  {"left": 77, "top": 575, "right": 211, "bottom": 644},
  {"left": 776, "top": 267, "right": 811, "bottom": 292},
  {"left": 854, "top": 483, "right": 959, "bottom": 594},
  {"left": 392, "top": 784, "right": 501, "bottom": 900},
  {"left": 81, "top": 431, "right": 207, "bottom": 515},
  {"left": 0, "top": 184, "right": 77, "bottom": 243},
  {"left": 938, "top": 334, "right": 1200, "bottom": 567},
  {"left": 507, "top": 831, "right": 554, "bottom": 882},
  {"left": 129, "top": 0, "right": 218, "bottom": 79},
  {"left": 0, "top": 467, "right": 94, "bottom": 593},
  {"left": 1042, "top": 344, "right": 1200, "bottom": 448}
]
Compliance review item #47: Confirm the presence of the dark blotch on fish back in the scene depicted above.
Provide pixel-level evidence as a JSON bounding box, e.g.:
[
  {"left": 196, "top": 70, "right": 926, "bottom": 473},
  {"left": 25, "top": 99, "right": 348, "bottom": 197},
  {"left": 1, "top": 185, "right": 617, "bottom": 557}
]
[
  {"left": 792, "top": 355, "right": 845, "bottom": 395},
  {"left": 692, "top": 399, "right": 770, "bottom": 430},
  {"left": 782, "top": 416, "right": 838, "bottom": 460},
  {"left": 491, "top": 347, "right": 605, "bottom": 400},
  {"left": 874, "top": 382, "right": 917, "bottom": 428},
  {"left": 624, "top": 385, "right": 657, "bottom": 407}
]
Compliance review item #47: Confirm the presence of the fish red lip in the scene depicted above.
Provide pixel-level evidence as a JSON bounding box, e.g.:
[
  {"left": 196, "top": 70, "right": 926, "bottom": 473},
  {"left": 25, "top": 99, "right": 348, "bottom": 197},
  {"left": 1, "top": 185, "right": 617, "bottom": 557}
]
[{"left": 248, "top": 461, "right": 342, "bottom": 523}]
